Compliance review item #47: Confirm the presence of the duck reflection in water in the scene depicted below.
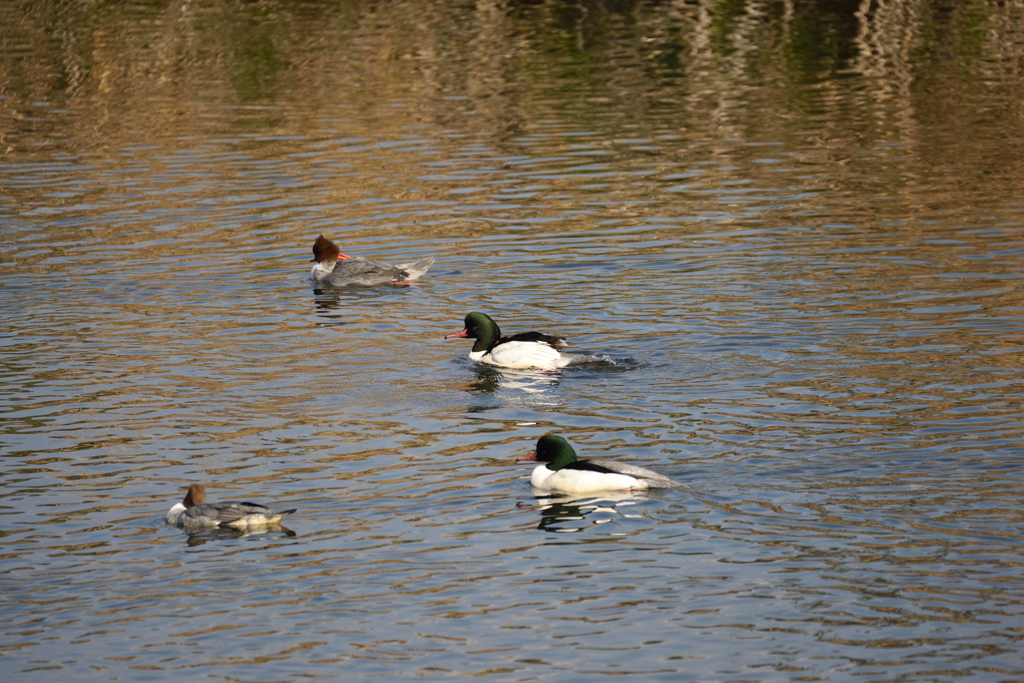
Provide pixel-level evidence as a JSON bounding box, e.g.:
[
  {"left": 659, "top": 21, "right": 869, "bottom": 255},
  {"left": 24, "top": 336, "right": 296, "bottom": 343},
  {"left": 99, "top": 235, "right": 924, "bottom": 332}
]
[
  {"left": 312, "top": 285, "right": 407, "bottom": 315},
  {"left": 183, "top": 524, "right": 297, "bottom": 547},
  {"left": 522, "top": 491, "right": 644, "bottom": 533},
  {"left": 464, "top": 364, "right": 562, "bottom": 395}
]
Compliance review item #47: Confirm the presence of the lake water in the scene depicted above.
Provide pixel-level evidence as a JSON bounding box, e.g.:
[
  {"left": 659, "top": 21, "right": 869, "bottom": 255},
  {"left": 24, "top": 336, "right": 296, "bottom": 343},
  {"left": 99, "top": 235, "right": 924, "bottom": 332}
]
[{"left": 3, "top": 1, "right": 1024, "bottom": 680}]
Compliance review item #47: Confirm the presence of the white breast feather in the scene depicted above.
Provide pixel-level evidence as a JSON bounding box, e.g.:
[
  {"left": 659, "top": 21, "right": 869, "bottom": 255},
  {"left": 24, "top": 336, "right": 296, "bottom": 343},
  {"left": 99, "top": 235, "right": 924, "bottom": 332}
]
[
  {"left": 486, "top": 341, "right": 567, "bottom": 370},
  {"left": 166, "top": 503, "right": 186, "bottom": 525},
  {"left": 311, "top": 261, "right": 332, "bottom": 281},
  {"left": 531, "top": 465, "right": 641, "bottom": 492}
]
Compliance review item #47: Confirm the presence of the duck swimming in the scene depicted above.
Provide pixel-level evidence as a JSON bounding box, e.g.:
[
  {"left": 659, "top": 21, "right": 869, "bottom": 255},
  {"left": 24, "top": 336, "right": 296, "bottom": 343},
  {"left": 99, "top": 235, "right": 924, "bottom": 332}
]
[
  {"left": 310, "top": 234, "right": 434, "bottom": 287},
  {"left": 518, "top": 435, "right": 685, "bottom": 493},
  {"left": 444, "top": 312, "right": 572, "bottom": 370},
  {"left": 165, "top": 483, "right": 296, "bottom": 532}
]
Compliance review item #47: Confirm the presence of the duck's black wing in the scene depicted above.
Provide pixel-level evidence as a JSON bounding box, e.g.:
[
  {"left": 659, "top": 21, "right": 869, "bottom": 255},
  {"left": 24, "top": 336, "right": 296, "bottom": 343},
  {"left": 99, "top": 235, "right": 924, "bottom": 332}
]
[{"left": 500, "top": 331, "right": 568, "bottom": 348}]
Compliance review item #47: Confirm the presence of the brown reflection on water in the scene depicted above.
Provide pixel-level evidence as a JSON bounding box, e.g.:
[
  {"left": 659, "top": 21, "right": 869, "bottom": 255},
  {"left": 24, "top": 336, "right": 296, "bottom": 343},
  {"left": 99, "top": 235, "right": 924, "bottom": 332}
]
[
  {"left": 3, "top": 0, "right": 1023, "bottom": 293},
  {"left": 3, "top": 1, "right": 1024, "bottom": 178}
]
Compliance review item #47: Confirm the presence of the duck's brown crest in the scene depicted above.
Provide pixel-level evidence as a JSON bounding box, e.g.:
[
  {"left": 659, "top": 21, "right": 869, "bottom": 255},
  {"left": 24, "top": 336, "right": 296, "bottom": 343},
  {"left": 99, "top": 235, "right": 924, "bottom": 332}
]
[
  {"left": 312, "top": 234, "right": 341, "bottom": 263},
  {"left": 183, "top": 483, "right": 207, "bottom": 508}
]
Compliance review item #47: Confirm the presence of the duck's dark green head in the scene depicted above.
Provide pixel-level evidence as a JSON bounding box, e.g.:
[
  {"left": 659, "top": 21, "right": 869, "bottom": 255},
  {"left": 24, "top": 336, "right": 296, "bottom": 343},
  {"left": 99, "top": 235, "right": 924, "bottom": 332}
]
[
  {"left": 518, "top": 435, "right": 579, "bottom": 471},
  {"left": 444, "top": 311, "right": 502, "bottom": 353}
]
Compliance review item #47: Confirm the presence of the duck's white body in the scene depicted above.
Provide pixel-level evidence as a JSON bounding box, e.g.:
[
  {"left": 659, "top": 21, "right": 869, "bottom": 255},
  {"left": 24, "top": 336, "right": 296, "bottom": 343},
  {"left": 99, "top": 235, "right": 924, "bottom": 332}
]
[
  {"left": 471, "top": 341, "right": 571, "bottom": 370},
  {"left": 166, "top": 484, "right": 295, "bottom": 532},
  {"left": 446, "top": 312, "right": 572, "bottom": 371},
  {"left": 520, "top": 435, "right": 685, "bottom": 494},
  {"left": 529, "top": 464, "right": 645, "bottom": 492}
]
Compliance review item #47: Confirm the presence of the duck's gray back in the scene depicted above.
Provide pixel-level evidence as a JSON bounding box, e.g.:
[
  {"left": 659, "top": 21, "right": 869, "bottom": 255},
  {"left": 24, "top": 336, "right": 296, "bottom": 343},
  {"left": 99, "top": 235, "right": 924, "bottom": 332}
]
[{"left": 587, "top": 460, "right": 686, "bottom": 489}]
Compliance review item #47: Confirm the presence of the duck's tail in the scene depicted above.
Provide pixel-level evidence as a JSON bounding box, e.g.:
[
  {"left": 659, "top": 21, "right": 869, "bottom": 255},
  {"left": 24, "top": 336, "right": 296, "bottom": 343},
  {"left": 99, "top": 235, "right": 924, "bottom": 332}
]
[{"left": 397, "top": 256, "right": 435, "bottom": 281}]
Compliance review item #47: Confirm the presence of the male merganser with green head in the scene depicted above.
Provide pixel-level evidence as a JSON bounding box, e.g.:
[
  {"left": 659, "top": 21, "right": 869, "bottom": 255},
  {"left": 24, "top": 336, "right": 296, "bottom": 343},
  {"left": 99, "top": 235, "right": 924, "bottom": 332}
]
[
  {"left": 310, "top": 234, "right": 434, "bottom": 287},
  {"left": 444, "top": 312, "right": 572, "bottom": 370},
  {"left": 517, "top": 435, "right": 685, "bottom": 493},
  {"left": 166, "top": 483, "right": 296, "bottom": 532}
]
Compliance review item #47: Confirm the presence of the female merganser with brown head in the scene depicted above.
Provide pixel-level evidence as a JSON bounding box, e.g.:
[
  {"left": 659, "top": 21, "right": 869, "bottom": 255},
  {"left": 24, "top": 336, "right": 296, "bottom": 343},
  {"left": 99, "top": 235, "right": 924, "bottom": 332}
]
[
  {"left": 166, "top": 483, "right": 296, "bottom": 532},
  {"left": 310, "top": 234, "right": 434, "bottom": 287}
]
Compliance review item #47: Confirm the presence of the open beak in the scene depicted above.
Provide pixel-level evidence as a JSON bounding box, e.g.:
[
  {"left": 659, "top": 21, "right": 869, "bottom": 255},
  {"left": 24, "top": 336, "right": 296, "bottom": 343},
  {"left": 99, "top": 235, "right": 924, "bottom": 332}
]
[
  {"left": 516, "top": 452, "right": 538, "bottom": 462},
  {"left": 444, "top": 328, "right": 469, "bottom": 340}
]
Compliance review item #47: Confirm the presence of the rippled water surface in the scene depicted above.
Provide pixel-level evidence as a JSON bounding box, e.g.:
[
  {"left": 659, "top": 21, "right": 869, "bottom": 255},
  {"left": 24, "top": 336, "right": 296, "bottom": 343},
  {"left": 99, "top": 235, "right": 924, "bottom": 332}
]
[{"left": 3, "top": 1, "right": 1024, "bottom": 680}]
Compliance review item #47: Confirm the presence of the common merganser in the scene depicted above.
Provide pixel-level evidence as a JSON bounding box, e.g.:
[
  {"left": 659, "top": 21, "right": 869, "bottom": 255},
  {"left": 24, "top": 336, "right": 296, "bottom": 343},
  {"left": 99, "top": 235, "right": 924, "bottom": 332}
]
[
  {"left": 517, "top": 435, "right": 685, "bottom": 493},
  {"left": 444, "top": 312, "right": 572, "bottom": 370},
  {"left": 310, "top": 234, "right": 434, "bottom": 287},
  {"left": 165, "top": 483, "right": 296, "bottom": 532}
]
